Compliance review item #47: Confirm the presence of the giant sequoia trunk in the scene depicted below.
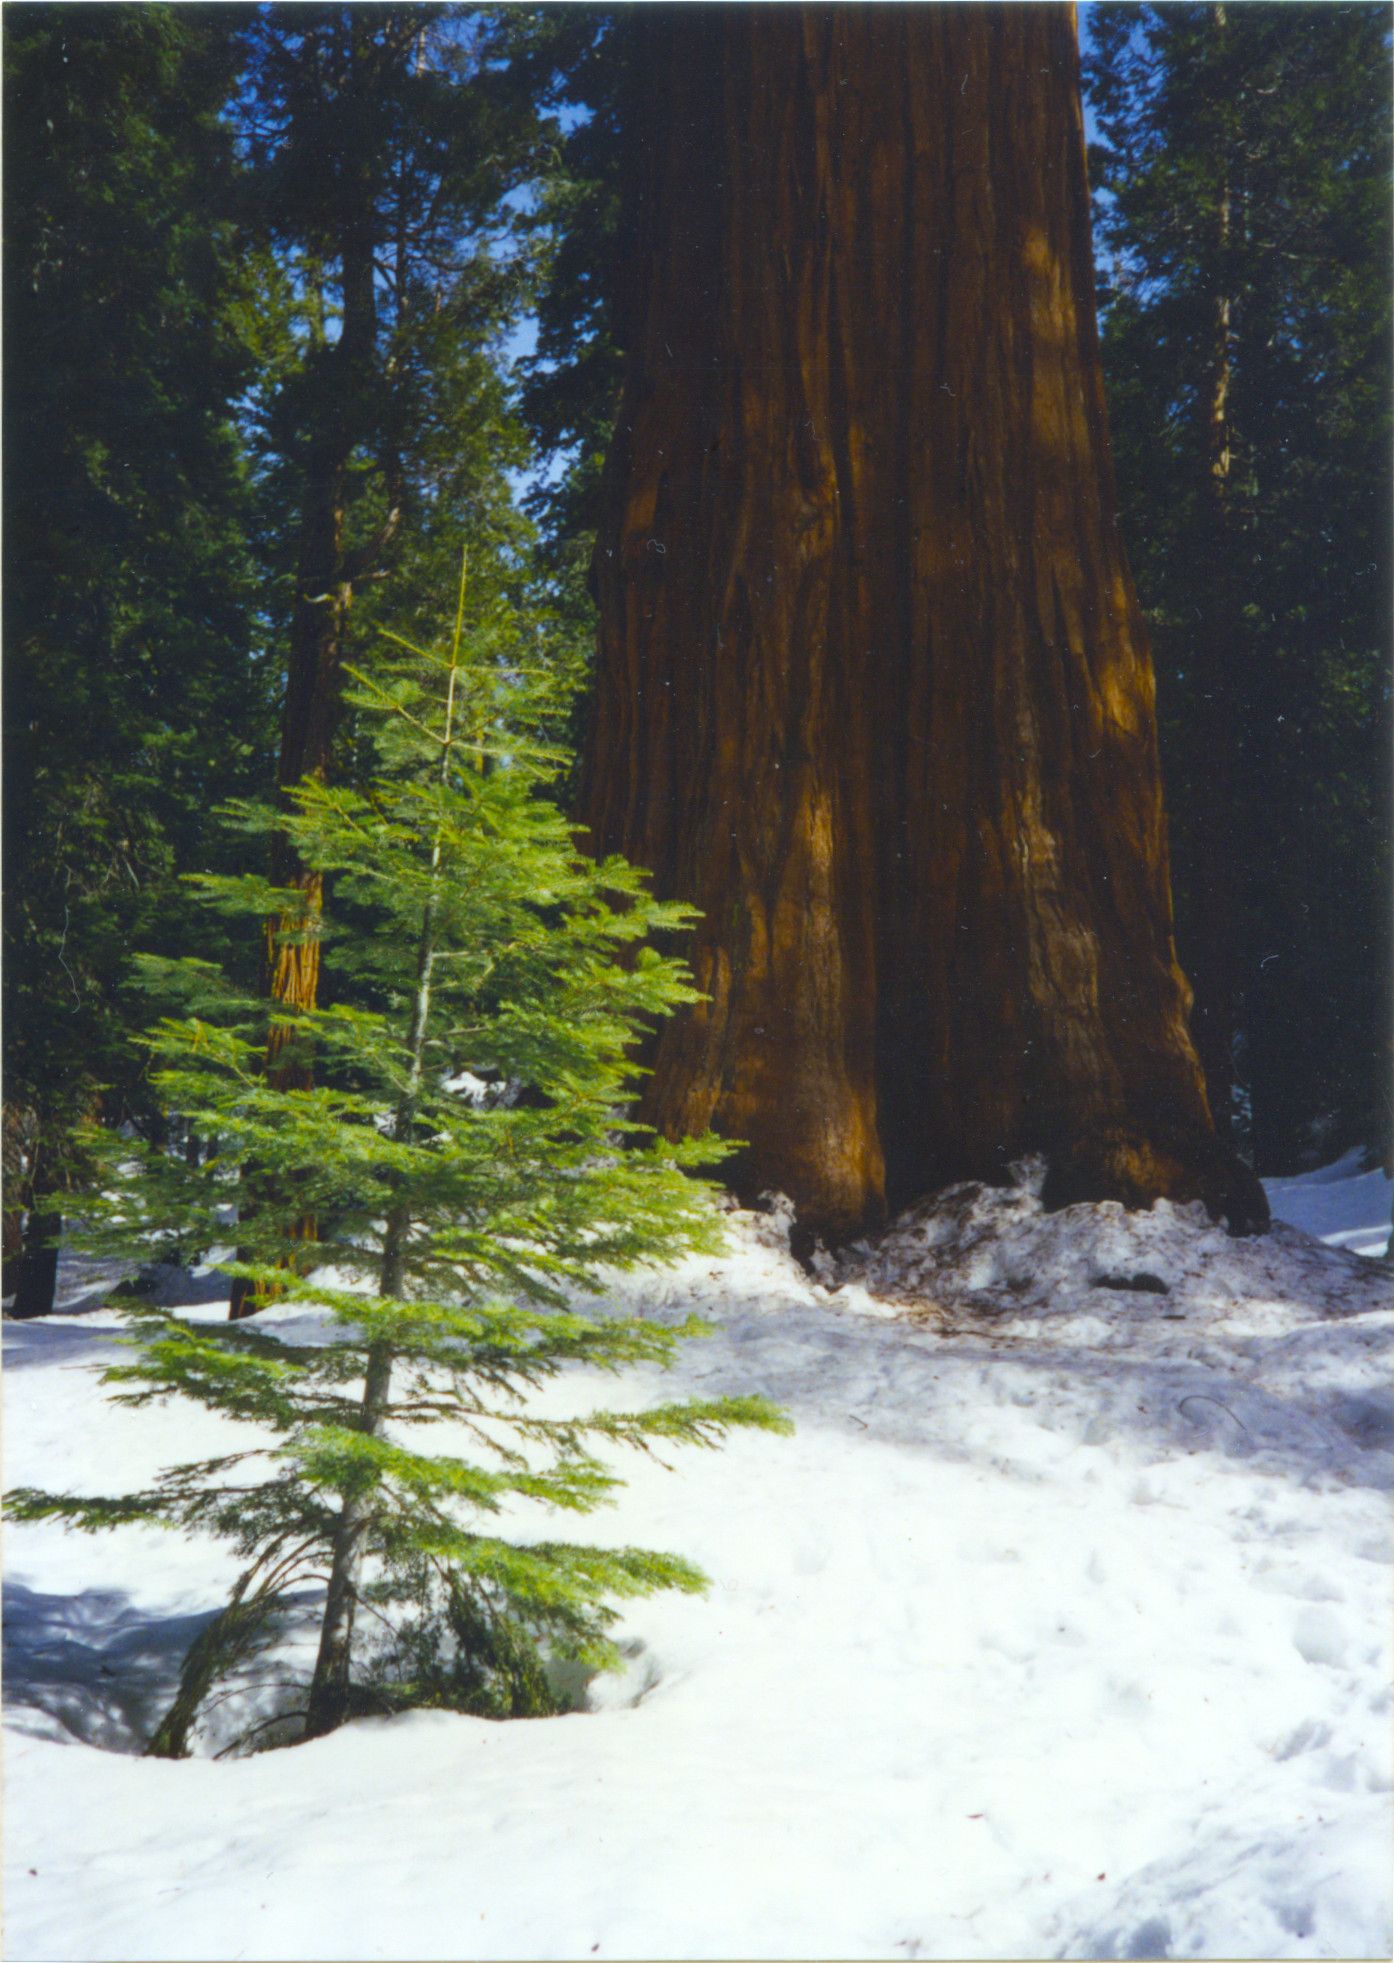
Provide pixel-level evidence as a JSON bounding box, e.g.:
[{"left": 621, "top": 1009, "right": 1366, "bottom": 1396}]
[{"left": 584, "top": 4, "right": 1267, "bottom": 1243}]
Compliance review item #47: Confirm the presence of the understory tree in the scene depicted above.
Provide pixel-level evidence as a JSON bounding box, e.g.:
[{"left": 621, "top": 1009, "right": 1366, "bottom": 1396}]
[
  {"left": 580, "top": 6, "right": 1266, "bottom": 1246},
  {"left": 1085, "top": 2, "right": 1392, "bottom": 1168},
  {"left": 10, "top": 568, "right": 785, "bottom": 1752}
]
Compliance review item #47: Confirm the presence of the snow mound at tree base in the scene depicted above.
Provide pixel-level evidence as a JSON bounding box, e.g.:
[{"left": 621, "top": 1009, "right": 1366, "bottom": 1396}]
[
  {"left": 809, "top": 1160, "right": 1390, "bottom": 1326},
  {"left": 617, "top": 1163, "right": 1391, "bottom": 1490}
]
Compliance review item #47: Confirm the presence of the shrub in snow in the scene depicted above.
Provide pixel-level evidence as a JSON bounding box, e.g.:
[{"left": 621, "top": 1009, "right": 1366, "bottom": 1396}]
[{"left": 9, "top": 563, "right": 788, "bottom": 1755}]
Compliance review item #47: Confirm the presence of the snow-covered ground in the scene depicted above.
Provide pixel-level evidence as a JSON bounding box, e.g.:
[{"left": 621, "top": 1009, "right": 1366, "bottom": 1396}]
[{"left": 4, "top": 1155, "right": 1391, "bottom": 1961}]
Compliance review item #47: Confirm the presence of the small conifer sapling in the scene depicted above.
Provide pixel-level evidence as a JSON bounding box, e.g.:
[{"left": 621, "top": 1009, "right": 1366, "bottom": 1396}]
[{"left": 10, "top": 557, "right": 788, "bottom": 1754}]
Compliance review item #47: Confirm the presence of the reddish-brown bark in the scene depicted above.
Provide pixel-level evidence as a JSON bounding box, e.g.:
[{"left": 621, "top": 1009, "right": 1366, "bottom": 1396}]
[
  {"left": 230, "top": 14, "right": 425, "bottom": 1319},
  {"left": 229, "top": 97, "right": 383, "bottom": 1320},
  {"left": 583, "top": 4, "right": 1267, "bottom": 1243}
]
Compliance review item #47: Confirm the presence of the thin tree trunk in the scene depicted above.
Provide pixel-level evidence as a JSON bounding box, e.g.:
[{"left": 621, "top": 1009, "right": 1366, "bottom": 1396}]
[
  {"left": 230, "top": 44, "right": 383, "bottom": 1319},
  {"left": 1187, "top": 4, "right": 1240, "bottom": 1142},
  {"left": 228, "top": 441, "right": 348, "bottom": 1320},
  {"left": 585, "top": 5, "right": 1267, "bottom": 1244},
  {"left": 146, "top": 1572, "right": 274, "bottom": 1760},
  {"left": 2, "top": 1105, "right": 30, "bottom": 1298},
  {"left": 1, "top": 1201, "right": 21, "bottom": 1295},
  {"left": 301, "top": 1339, "right": 394, "bottom": 1740},
  {"left": 11, "top": 1203, "right": 60, "bottom": 1319},
  {"left": 303, "top": 563, "right": 465, "bottom": 1738},
  {"left": 1189, "top": 280, "right": 1240, "bottom": 1139},
  {"left": 8, "top": 1129, "right": 60, "bottom": 1318}
]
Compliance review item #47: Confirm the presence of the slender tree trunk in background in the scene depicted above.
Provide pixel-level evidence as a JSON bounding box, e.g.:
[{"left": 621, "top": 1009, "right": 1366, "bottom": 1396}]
[
  {"left": 11, "top": 1203, "right": 61, "bottom": 1319},
  {"left": 227, "top": 430, "right": 350, "bottom": 1320},
  {"left": 585, "top": 4, "right": 1267, "bottom": 1244},
  {"left": 1186, "top": 4, "right": 1240, "bottom": 1144},
  {"left": 269, "top": 435, "right": 351, "bottom": 1000},
  {"left": 2, "top": 1103, "right": 28, "bottom": 1294},
  {"left": 7, "top": 1129, "right": 60, "bottom": 1318},
  {"left": 229, "top": 23, "right": 404, "bottom": 1319},
  {"left": 229, "top": 144, "right": 380, "bottom": 1319},
  {"left": 2, "top": 1167, "right": 25, "bottom": 1296},
  {"left": 1189, "top": 256, "right": 1240, "bottom": 1140}
]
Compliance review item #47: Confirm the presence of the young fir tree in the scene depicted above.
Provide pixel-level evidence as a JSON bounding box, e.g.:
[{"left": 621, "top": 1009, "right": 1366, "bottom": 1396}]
[{"left": 10, "top": 561, "right": 787, "bottom": 1755}]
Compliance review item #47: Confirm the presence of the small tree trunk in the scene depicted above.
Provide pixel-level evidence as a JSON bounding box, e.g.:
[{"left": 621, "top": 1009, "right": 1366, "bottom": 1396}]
[
  {"left": 10, "top": 1203, "right": 60, "bottom": 1319},
  {"left": 1187, "top": 10, "right": 1241, "bottom": 1143},
  {"left": 302, "top": 578, "right": 462, "bottom": 1738},
  {"left": 8, "top": 1131, "right": 59, "bottom": 1318},
  {"left": 302, "top": 1340, "right": 394, "bottom": 1739},
  {"left": 229, "top": 238, "right": 366, "bottom": 1321},
  {"left": 146, "top": 1577, "right": 272, "bottom": 1760},
  {"left": 3, "top": 1101, "right": 29, "bottom": 1295},
  {"left": 2, "top": 1183, "right": 25, "bottom": 1298},
  {"left": 1188, "top": 296, "right": 1240, "bottom": 1140},
  {"left": 227, "top": 424, "right": 346, "bottom": 1325}
]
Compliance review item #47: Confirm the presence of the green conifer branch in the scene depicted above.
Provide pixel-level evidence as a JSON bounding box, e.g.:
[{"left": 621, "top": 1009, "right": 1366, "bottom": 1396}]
[{"left": 10, "top": 558, "right": 788, "bottom": 1754}]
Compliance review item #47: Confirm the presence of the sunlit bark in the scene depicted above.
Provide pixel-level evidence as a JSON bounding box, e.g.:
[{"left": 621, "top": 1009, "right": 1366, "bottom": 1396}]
[{"left": 585, "top": 4, "right": 1267, "bottom": 1242}]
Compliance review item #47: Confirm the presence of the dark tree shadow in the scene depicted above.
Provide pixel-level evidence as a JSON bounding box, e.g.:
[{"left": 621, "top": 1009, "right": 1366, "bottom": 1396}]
[
  {"left": 2, "top": 1583, "right": 219, "bottom": 1752},
  {"left": 2, "top": 1318, "right": 126, "bottom": 1373}
]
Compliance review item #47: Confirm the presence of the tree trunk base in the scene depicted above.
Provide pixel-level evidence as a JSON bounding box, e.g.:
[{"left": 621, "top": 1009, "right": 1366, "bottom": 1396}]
[
  {"left": 146, "top": 1590, "right": 271, "bottom": 1759},
  {"left": 1039, "top": 1126, "right": 1269, "bottom": 1235},
  {"left": 10, "top": 1209, "right": 61, "bottom": 1319},
  {"left": 781, "top": 1128, "right": 1268, "bottom": 1259}
]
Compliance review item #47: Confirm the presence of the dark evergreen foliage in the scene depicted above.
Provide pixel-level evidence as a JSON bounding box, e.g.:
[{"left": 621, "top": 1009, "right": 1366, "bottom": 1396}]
[
  {"left": 2, "top": 7, "right": 570, "bottom": 1311},
  {"left": 505, "top": 12, "right": 628, "bottom": 539},
  {"left": 1085, "top": 3, "right": 1392, "bottom": 1168},
  {"left": 238, "top": 4, "right": 555, "bottom": 657},
  {"left": 3, "top": 6, "right": 272, "bottom": 1309},
  {"left": 487, "top": 2, "right": 629, "bottom": 696}
]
